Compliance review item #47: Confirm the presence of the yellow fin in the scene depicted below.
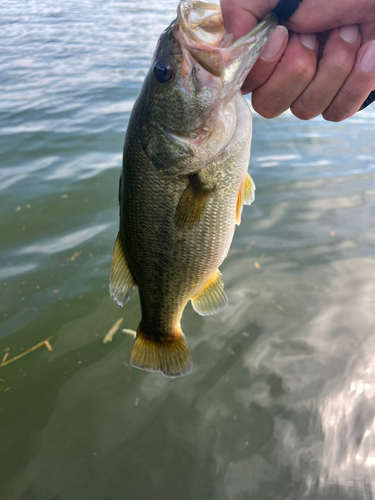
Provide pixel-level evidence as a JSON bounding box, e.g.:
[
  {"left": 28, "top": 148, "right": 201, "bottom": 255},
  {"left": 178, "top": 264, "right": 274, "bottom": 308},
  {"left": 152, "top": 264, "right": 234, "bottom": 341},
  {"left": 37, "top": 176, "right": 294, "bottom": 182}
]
[
  {"left": 130, "top": 325, "right": 192, "bottom": 378},
  {"left": 244, "top": 173, "right": 256, "bottom": 205},
  {"left": 191, "top": 269, "right": 228, "bottom": 316},
  {"left": 175, "top": 175, "right": 211, "bottom": 230},
  {"left": 109, "top": 232, "right": 137, "bottom": 306},
  {"left": 236, "top": 173, "right": 256, "bottom": 225},
  {"left": 235, "top": 182, "right": 244, "bottom": 226}
]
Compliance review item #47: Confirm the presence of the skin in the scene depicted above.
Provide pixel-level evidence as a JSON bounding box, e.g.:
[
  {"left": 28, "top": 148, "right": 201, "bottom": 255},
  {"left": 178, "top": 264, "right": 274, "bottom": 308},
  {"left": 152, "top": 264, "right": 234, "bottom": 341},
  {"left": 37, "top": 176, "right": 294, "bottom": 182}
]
[
  {"left": 220, "top": 0, "right": 375, "bottom": 121},
  {"left": 111, "top": 7, "right": 275, "bottom": 376}
]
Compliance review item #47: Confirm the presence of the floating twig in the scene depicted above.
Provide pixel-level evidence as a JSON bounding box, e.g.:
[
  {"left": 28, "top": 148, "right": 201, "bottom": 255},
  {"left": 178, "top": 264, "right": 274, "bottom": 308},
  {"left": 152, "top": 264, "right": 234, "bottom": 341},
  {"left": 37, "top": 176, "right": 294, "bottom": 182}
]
[
  {"left": 2, "top": 348, "right": 10, "bottom": 364},
  {"left": 0, "top": 336, "right": 53, "bottom": 368},
  {"left": 122, "top": 329, "right": 136, "bottom": 337},
  {"left": 67, "top": 250, "right": 81, "bottom": 262},
  {"left": 44, "top": 340, "right": 53, "bottom": 352},
  {"left": 103, "top": 318, "right": 124, "bottom": 344}
]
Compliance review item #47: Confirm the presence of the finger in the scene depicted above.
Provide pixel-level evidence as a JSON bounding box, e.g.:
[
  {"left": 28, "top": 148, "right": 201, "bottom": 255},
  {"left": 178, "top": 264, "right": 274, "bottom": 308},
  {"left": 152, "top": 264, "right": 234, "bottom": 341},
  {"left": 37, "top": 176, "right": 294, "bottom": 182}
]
[
  {"left": 291, "top": 25, "right": 361, "bottom": 120},
  {"left": 285, "top": 0, "right": 375, "bottom": 33},
  {"left": 251, "top": 32, "right": 318, "bottom": 118},
  {"left": 323, "top": 39, "right": 375, "bottom": 121},
  {"left": 220, "top": 0, "right": 277, "bottom": 40},
  {"left": 242, "top": 26, "right": 289, "bottom": 94}
]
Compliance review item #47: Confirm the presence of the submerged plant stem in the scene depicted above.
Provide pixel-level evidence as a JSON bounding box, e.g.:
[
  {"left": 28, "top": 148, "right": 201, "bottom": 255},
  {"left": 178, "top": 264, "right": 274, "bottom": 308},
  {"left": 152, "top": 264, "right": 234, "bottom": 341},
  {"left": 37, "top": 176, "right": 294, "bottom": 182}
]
[{"left": 0, "top": 336, "right": 53, "bottom": 368}]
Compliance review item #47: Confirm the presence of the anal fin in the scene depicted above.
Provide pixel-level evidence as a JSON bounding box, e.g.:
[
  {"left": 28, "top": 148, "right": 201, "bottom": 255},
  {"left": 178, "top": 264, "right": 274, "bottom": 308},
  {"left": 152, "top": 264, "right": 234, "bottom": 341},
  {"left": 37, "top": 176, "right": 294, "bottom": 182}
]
[
  {"left": 191, "top": 269, "right": 228, "bottom": 316},
  {"left": 109, "top": 232, "right": 137, "bottom": 306}
]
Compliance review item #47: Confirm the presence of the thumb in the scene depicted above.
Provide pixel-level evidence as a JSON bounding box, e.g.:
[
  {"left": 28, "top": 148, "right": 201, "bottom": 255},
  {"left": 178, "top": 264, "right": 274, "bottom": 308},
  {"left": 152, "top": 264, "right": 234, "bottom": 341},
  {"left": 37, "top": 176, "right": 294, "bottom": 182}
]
[{"left": 220, "top": 0, "right": 278, "bottom": 40}]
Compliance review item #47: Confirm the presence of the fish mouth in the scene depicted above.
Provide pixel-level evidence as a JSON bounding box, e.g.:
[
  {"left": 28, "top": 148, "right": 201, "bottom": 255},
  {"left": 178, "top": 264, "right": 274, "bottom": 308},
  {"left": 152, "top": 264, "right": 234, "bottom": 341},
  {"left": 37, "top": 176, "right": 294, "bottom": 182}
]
[{"left": 175, "top": 0, "right": 277, "bottom": 86}]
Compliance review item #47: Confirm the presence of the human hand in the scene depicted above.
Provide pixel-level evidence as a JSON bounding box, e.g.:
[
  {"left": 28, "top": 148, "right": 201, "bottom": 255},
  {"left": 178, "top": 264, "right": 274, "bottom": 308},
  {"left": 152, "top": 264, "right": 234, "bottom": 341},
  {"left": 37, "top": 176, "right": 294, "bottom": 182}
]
[{"left": 221, "top": 0, "right": 375, "bottom": 121}]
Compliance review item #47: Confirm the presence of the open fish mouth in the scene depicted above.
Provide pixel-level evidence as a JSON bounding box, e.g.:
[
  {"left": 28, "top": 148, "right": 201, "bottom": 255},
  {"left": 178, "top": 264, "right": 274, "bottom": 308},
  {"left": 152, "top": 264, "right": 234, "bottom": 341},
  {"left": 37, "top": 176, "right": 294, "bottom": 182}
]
[{"left": 175, "top": 0, "right": 277, "bottom": 82}]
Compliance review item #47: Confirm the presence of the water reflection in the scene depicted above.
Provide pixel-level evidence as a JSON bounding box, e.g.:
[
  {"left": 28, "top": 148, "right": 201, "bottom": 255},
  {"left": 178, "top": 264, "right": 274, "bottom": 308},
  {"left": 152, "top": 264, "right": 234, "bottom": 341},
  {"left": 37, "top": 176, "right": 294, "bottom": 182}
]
[
  {"left": 234, "top": 256, "right": 375, "bottom": 499},
  {"left": 18, "top": 223, "right": 111, "bottom": 255},
  {"left": 320, "top": 335, "right": 375, "bottom": 494}
]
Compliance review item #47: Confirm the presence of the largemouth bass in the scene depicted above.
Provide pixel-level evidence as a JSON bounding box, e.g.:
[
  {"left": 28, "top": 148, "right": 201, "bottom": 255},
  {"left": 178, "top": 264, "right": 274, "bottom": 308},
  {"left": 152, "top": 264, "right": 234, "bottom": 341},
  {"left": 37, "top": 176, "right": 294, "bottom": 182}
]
[{"left": 110, "top": 1, "right": 277, "bottom": 377}]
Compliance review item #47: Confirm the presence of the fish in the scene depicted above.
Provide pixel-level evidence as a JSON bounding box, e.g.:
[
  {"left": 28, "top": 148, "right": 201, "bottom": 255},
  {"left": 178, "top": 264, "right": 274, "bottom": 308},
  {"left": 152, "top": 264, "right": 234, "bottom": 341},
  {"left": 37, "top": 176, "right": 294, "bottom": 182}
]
[{"left": 110, "top": 0, "right": 277, "bottom": 377}]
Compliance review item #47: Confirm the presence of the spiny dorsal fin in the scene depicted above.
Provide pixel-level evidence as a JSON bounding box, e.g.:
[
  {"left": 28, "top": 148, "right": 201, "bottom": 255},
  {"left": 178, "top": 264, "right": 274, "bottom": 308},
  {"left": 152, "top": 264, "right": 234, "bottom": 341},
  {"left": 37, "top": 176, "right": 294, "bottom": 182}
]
[
  {"left": 130, "top": 324, "right": 192, "bottom": 378},
  {"left": 191, "top": 269, "right": 228, "bottom": 316},
  {"left": 175, "top": 175, "right": 212, "bottom": 230},
  {"left": 109, "top": 232, "right": 137, "bottom": 306},
  {"left": 244, "top": 172, "right": 255, "bottom": 205}
]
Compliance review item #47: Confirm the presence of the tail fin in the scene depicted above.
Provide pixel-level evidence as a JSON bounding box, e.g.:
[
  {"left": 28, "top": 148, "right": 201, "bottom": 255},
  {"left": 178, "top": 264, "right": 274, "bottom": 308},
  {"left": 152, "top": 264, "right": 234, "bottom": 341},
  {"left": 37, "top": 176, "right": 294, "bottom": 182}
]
[{"left": 130, "top": 324, "right": 192, "bottom": 378}]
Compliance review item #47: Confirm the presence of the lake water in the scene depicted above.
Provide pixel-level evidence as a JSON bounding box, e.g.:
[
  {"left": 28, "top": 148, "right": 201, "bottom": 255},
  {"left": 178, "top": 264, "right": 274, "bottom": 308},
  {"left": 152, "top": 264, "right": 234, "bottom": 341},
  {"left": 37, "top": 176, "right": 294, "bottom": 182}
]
[{"left": 1, "top": 1, "right": 375, "bottom": 499}]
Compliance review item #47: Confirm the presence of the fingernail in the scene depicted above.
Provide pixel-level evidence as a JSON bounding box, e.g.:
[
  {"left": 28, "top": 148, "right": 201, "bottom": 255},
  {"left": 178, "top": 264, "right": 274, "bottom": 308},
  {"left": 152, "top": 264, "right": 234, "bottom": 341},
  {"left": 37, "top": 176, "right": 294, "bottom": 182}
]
[
  {"left": 261, "top": 25, "right": 288, "bottom": 60},
  {"left": 299, "top": 33, "right": 317, "bottom": 51},
  {"left": 339, "top": 24, "right": 359, "bottom": 44},
  {"left": 360, "top": 40, "right": 375, "bottom": 73}
]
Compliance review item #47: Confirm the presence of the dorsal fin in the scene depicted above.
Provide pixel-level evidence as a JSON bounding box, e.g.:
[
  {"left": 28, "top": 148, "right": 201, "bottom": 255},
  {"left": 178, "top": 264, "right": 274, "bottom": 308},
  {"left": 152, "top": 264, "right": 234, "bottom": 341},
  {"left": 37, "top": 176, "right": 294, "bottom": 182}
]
[
  {"left": 109, "top": 232, "right": 137, "bottom": 306},
  {"left": 191, "top": 269, "right": 228, "bottom": 316}
]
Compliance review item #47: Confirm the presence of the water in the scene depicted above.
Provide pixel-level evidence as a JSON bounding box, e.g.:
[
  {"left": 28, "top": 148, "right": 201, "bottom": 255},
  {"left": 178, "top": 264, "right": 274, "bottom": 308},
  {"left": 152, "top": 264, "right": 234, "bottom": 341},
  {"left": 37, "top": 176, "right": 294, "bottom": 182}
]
[{"left": 1, "top": 1, "right": 375, "bottom": 498}]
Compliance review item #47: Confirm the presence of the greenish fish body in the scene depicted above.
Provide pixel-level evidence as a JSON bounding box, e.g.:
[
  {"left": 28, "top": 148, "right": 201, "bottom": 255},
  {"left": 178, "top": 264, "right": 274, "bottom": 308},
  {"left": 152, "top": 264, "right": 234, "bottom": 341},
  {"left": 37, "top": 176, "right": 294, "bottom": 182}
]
[{"left": 110, "top": 1, "right": 277, "bottom": 377}]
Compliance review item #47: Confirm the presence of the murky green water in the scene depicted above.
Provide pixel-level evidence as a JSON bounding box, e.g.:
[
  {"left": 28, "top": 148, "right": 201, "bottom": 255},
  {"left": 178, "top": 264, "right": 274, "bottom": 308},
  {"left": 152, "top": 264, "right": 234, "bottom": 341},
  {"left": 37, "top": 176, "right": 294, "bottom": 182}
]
[{"left": 1, "top": 1, "right": 375, "bottom": 499}]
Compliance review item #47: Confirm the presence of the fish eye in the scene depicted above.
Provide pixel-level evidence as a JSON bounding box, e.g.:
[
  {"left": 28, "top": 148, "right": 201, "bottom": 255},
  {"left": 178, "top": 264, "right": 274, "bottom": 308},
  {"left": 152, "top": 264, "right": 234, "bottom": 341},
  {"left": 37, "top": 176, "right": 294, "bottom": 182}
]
[{"left": 153, "top": 59, "right": 174, "bottom": 83}]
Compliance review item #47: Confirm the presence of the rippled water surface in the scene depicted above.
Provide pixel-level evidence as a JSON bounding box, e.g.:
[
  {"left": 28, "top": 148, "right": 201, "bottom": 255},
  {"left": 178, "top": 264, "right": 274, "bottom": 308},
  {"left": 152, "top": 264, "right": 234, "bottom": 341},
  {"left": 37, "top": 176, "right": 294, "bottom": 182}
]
[{"left": 1, "top": 1, "right": 375, "bottom": 499}]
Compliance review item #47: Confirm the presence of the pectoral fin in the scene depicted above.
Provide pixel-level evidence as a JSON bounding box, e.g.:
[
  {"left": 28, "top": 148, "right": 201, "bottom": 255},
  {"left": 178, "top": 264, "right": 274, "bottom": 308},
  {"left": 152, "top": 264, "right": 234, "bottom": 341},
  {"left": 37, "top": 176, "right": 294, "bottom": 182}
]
[
  {"left": 244, "top": 173, "right": 256, "bottom": 205},
  {"left": 109, "top": 233, "right": 137, "bottom": 306},
  {"left": 235, "top": 181, "right": 245, "bottom": 226},
  {"left": 235, "top": 173, "right": 256, "bottom": 225},
  {"left": 191, "top": 269, "right": 228, "bottom": 316},
  {"left": 175, "top": 174, "right": 213, "bottom": 229}
]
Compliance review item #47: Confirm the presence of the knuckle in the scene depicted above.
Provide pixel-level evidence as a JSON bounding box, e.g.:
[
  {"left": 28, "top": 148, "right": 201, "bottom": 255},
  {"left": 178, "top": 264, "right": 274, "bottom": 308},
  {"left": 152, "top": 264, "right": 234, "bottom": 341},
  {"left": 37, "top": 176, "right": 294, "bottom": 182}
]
[
  {"left": 339, "top": 85, "right": 361, "bottom": 103},
  {"left": 322, "top": 102, "right": 347, "bottom": 122},
  {"left": 291, "top": 93, "right": 320, "bottom": 120},
  {"left": 322, "top": 85, "right": 362, "bottom": 122},
  {"left": 334, "top": 58, "right": 354, "bottom": 76},
  {"left": 330, "top": 50, "right": 355, "bottom": 77},
  {"left": 252, "top": 93, "right": 280, "bottom": 119},
  {"left": 291, "top": 101, "right": 316, "bottom": 120},
  {"left": 289, "top": 59, "right": 316, "bottom": 83}
]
